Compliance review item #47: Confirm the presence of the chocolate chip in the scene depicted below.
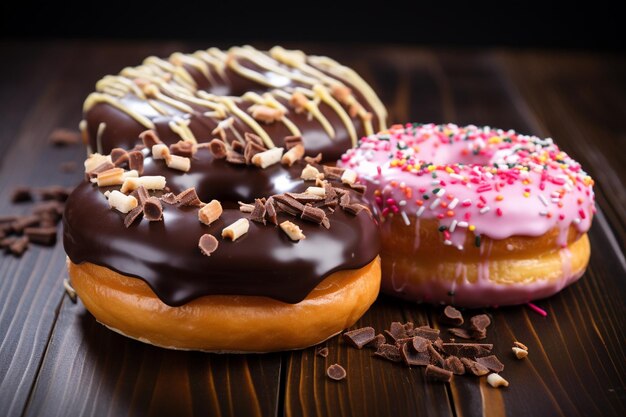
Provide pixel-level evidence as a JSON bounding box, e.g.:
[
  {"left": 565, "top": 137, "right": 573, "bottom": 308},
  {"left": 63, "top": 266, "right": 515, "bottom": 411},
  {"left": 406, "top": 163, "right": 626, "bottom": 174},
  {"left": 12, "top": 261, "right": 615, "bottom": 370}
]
[
  {"left": 124, "top": 206, "right": 143, "bottom": 227},
  {"left": 428, "top": 344, "right": 445, "bottom": 367},
  {"left": 139, "top": 130, "right": 162, "bottom": 148},
  {"left": 448, "top": 328, "right": 473, "bottom": 340},
  {"left": 24, "top": 227, "right": 57, "bottom": 245},
  {"left": 475, "top": 355, "right": 504, "bottom": 372},
  {"left": 425, "top": 365, "right": 453, "bottom": 382},
  {"left": 323, "top": 166, "right": 344, "bottom": 180},
  {"left": 244, "top": 141, "right": 266, "bottom": 165},
  {"left": 249, "top": 199, "right": 267, "bottom": 224},
  {"left": 11, "top": 187, "right": 33, "bottom": 203},
  {"left": 111, "top": 148, "right": 129, "bottom": 167},
  {"left": 49, "top": 128, "right": 81, "bottom": 146},
  {"left": 170, "top": 141, "right": 195, "bottom": 158},
  {"left": 128, "top": 151, "right": 144, "bottom": 175},
  {"left": 176, "top": 188, "right": 202, "bottom": 207},
  {"left": 226, "top": 151, "right": 246, "bottom": 164},
  {"left": 143, "top": 197, "right": 163, "bottom": 221},
  {"left": 264, "top": 198, "right": 278, "bottom": 225},
  {"left": 343, "top": 327, "right": 376, "bottom": 349},
  {"left": 300, "top": 205, "right": 326, "bottom": 224},
  {"left": 400, "top": 343, "right": 430, "bottom": 366},
  {"left": 9, "top": 236, "right": 29, "bottom": 256},
  {"left": 365, "top": 334, "right": 386, "bottom": 350},
  {"left": 209, "top": 139, "right": 228, "bottom": 159},
  {"left": 385, "top": 321, "right": 408, "bottom": 342},
  {"left": 326, "top": 364, "right": 346, "bottom": 381},
  {"left": 374, "top": 344, "right": 402, "bottom": 362},
  {"left": 443, "top": 356, "right": 466, "bottom": 375},
  {"left": 441, "top": 343, "right": 493, "bottom": 358},
  {"left": 198, "top": 234, "right": 219, "bottom": 256},
  {"left": 412, "top": 336, "right": 430, "bottom": 353},
  {"left": 460, "top": 358, "right": 490, "bottom": 376},
  {"left": 414, "top": 326, "right": 440, "bottom": 342},
  {"left": 244, "top": 132, "right": 265, "bottom": 147},
  {"left": 316, "top": 346, "right": 329, "bottom": 357},
  {"left": 441, "top": 305, "right": 464, "bottom": 326},
  {"left": 284, "top": 135, "right": 303, "bottom": 150}
]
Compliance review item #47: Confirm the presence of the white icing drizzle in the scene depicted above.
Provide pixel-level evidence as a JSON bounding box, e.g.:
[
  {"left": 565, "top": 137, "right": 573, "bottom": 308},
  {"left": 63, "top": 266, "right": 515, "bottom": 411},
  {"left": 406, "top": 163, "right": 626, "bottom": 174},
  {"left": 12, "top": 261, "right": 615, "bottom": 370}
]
[{"left": 84, "top": 93, "right": 155, "bottom": 129}]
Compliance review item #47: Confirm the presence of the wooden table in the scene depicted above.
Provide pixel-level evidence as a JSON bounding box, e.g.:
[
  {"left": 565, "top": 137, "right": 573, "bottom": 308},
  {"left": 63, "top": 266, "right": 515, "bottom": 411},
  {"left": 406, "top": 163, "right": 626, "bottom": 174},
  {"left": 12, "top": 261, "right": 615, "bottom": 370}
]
[{"left": 0, "top": 41, "right": 624, "bottom": 417}]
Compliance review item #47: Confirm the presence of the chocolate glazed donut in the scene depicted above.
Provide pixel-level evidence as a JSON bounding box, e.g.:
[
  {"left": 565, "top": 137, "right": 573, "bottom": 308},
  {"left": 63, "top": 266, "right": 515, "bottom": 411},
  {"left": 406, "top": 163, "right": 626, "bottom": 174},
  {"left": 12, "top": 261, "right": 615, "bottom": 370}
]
[{"left": 64, "top": 46, "right": 385, "bottom": 352}]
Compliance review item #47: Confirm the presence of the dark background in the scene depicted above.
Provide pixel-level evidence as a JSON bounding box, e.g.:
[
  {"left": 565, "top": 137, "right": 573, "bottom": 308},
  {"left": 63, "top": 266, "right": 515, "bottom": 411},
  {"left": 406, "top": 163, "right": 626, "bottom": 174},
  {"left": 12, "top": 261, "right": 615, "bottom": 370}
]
[{"left": 1, "top": 1, "right": 623, "bottom": 50}]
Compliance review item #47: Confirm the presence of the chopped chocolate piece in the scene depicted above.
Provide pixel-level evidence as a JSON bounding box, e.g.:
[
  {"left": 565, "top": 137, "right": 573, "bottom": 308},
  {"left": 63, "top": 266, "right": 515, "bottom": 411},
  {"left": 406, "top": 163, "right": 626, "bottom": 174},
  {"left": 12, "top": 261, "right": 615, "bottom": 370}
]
[
  {"left": 323, "top": 166, "right": 345, "bottom": 180},
  {"left": 198, "top": 234, "right": 219, "bottom": 256},
  {"left": 265, "top": 198, "right": 278, "bottom": 225},
  {"left": 460, "top": 358, "right": 490, "bottom": 376},
  {"left": 343, "top": 203, "right": 366, "bottom": 216},
  {"left": 448, "top": 328, "right": 473, "bottom": 340},
  {"left": 139, "top": 129, "right": 162, "bottom": 148},
  {"left": 514, "top": 341, "right": 529, "bottom": 351},
  {"left": 428, "top": 344, "right": 445, "bottom": 367},
  {"left": 304, "top": 153, "right": 323, "bottom": 165},
  {"left": 39, "top": 186, "right": 71, "bottom": 202},
  {"left": 160, "top": 192, "right": 178, "bottom": 205},
  {"left": 49, "top": 128, "right": 80, "bottom": 146},
  {"left": 249, "top": 199, "right": 267, "bottom": 224},
  {"left": 333, "top": 187, "right": 349, "bottom": 196},
  {"left": 470, "top": 314, "right": 491, "bottom": 332},
  {"left": 273, "top": 194, "right": 305, "bottom": 214},
  {"left": 385, "top": 321, "right": 408, "bottom": 341},
  {"left": 244, "top": 141, "right": 266, "bottom": 164},
  {"left": 323, "top": 183, "right": 337, "bottom": 204},
  {"left": 441, "top": 305, "right": 464, "bottom": 326},
  {"left": 316, "top": 346, "right": 329, "bottom": 358},
  {"left": 300, "top": 205, "right": 326, "bottom": 224},
  {"left": 443, "top": 356, "right": 466, "bottom": 375},
  {"left": 441, "top": 343, "right": 493, "bottom": 358},
  {"left": 475, "top": 355, "right": 505, "bottom": 372},
  {"left": 11, "top": 187, "right": 33, "bottom": 203},
  {"left": 286, "top": 192, "right": 323, "bottom": 203},
  {"left": 124, "top": 206, "right": 143, "bottom": 227},
  {"left": 275, "top": 201, "right": 299, "bottom": 216},
  {"left": 111, "top": 148, "right": 129, "bottom": 166},
  {"left": 326, "top": 364, "right": 346, "bottom": 381},
  {"left": 394, "top": 337, "right": 414, "bottom": 347},
  {"left": 348, "top": 183, "right": 366, "bottom": 194},
  {"left": 343, "top": 327, "right": 376, "bottom": 349},
  {"left": 170, "top": 141, "right": 195, "bottom": 158},
  {"left": 412, "top": 336, "right": 430, "bottom": 353},
  {"left": 231, "top": 140, "right": 245, "bottom": 154},
  {"left": 226, "top": 151, "right": 246, "bottom": 164},
  {"left": 24, "top": 227, "right": 57, "bottom": 245},
  {"left": 128, "top": 151, "right": 144, "bottom": 175},
  {"left": 9, "top": 236, "right": 29, "bottom": 256},
  {"left": 284, "top": 135, "right": 303, "bottom": 150},
  {"left": 414, "top": 326, "right": 440, "bottom": 342},
  {"left": 11, "top": 215, "right": 40, "bottom": 233},
  {"left": 88, "top": 161, "right": 115, "bottom": 179},
  {"left": 425, "top": 365, "right": 453, "bottom": 382},
  {"left": 339, "top": 193, "right": 351, "bottom": 207},
  {"left": 401, "top": 342, "right": 430, "bottom": 366},
  {"left": 131, "top": 186, "right": 150, "bottom": 207},
  {"left": 60, "top": 161, "right": 77, "bottom": 173},
  {"left": 244, "top": 132, "right": 265, "bottom": 147},
  {"left": 176, "top": 188, "right": 202, "bottom": 207},
  {"left": 366, "top": 334, "right": 386, "bottom": 350},
  {"left": 209, "top": 139, "right": 228, "bottom": 159},
  {"left": 374, "top": 344, "right": 402, "bottom": 362},
  {"left": 143, "top": 197, "right": 163, "bottom": 221}
]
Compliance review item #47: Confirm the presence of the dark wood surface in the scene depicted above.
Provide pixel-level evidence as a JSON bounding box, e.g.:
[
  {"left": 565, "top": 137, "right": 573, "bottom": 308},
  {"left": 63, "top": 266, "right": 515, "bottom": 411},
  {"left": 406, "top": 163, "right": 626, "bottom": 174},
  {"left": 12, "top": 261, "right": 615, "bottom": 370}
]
[{"left": 0, "top": 41, "right": 624, "bottom": 417}]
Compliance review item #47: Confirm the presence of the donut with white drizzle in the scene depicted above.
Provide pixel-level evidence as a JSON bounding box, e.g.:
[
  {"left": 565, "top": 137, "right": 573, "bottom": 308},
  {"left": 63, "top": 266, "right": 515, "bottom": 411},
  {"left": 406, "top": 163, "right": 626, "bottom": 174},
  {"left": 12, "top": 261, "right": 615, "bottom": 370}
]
[{"left": 341, "top": 123, "right": 595, "bottom": 307}]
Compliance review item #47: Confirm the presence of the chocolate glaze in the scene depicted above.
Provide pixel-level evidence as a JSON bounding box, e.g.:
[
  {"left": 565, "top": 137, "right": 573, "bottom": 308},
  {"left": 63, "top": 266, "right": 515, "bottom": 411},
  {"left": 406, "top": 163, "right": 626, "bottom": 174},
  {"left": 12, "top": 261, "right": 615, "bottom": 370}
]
[{"left": 63, "top": 152, "right": 380, "bottom": 306}]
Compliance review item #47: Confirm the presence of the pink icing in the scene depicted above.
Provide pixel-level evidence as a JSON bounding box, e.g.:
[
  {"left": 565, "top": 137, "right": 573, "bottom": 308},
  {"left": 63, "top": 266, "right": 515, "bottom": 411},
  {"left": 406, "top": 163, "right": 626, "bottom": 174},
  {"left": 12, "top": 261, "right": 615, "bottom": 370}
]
[{"left": 340, "top": 123, "right": 596, "bottom": 306}]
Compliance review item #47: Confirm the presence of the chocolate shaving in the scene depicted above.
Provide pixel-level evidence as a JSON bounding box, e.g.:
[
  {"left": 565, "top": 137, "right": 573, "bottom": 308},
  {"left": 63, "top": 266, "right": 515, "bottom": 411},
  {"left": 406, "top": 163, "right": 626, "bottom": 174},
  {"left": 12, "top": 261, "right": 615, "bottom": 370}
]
[
  {"left": 111, "top": 148, "right": 129, "bottom": 167},
  {"left": 412, "top": 336, "right": 430, "bottom": 353},
  {"left": 323, "top": 183, "right": 337, "bottom": 205},
  {"left": 87, "top": 161, "right": 115, "bottom": 179},
  {"left": 403, "top": 322, "right": 416, "bottom": 336},
  {"left": 143, "top": 197, "right": 163, "bottom": 221},
  {"left": 348, "top": 183, "right": 366, "bottom": 194},
  {"left": 198, "top": 234, "right": 219, "bottom": 256},
  {"left": 401, "top": 342, "right": 430, "bottom": 366},
  {"left": 176, "top": 188, "right": 203, "bottom": 207},
  {"left": 160, "top": 192, "right": 178, "bottom": 205},
  {"left": 24, "top": 227, "right": 57, "bottom": 245},
  {"left": 414, "top": 326, "right": 441, "bottom": 342},
  {"left": 286, "top": 192, "right": 323, "bottom": 203},
  {"left": 385, "top": 322, "right": 408, "bottom": 341},
  {"left": 304, "top": 153, "right": 322, "bottom": 165},
  {"left": 124, "top": 206, "right": 143, "bottom": 227},
  {"left": 470, "top": 314, "right": 491, "bottom": 332},
  {"left": 226, "top": 151, "right": 246, "bottom": 164},
  {"left": 231, "top": 140, "right": 245, "bottom": 154},
  {"left": 9, "top": 236, "right": 29, "bottom": 256},
  {"left": 131, "top": 186, "right": 150, "bottom": 207},
  {"left": 443, "top": 356, "right": 466, "bottom": 375},
  {"left": 11, "top": 187, "right": 33, "bottom": 203},
  {"left": 343, "top": 327, "right": 376, "bottom": 349},
  {"left": 448, "top": 328, "right": 473, "bottom": 340},
  {"left": 300, "top": 205, "right": 326, "bottom": 224},
  {"left": 366, "top": 334, "right": 386, "bottom": 350},
  {"left": 323, "top": 165, "right": 345, "bottom": 180},
  {"left": 460, "top": 358, "right": 490, "bottom": 376},
  {"left": 475, "top": 355, "right": 504, "bottom": 372},
  {"left": 425, "top": 364, "right": 453, "bottom": 382},
  {"left": 339, "top": 193, "right": 351, "bottom": 207},
  {"left": 343, "top": 203, "right": 366, "bottom": 216},
  {"left": 374, "top": 344, "right": 402, "bottom": 362},
  {"left": 273, "top": 194, "right": 304, "bottom": 215},
  {"left": 49, "top": 128, "right": 80, "bottom": 146},
  {"left": 244, "top": 141, "right": 266, "bottom": 164},
  {"left": 326, "top": 364, "right": 346, "bottom": 381},
  {"left": 128, "top": 151, "right": 144, "bottom": 175},
  {"left": 139, "top": 130, "right": 162, "bottom": 148},
  {"left": 441, "top": 343, "right": 493, "bottom": 358},
  {"left": 428, "top": 344, "right": 445, "bottom": 367},
  {"left": 170, "top": 141, "right": 195, "bottom": 158},
  {"left": 316, "top": 346, "right": 329, "bottom": 358},
  {"left": 244, "top": 132, "right": 265, "bottom": 147},
  {"left": 264, "top": 198, "right": 278, "bottom": 225},
  {"left": 284, "top": 135, "right": 303, "bottom": 150},
  {"left": 321, "top": 216, "right": 330, "bottom": 229},
  {"left": 249, "top": 199, "right": 267, "bottom": 224},
  {"left": 441, "top": 306, "right": 464, "bottom": 326},
  {"left": 209, "top": 139, "right": 228, "bottom": 159}
]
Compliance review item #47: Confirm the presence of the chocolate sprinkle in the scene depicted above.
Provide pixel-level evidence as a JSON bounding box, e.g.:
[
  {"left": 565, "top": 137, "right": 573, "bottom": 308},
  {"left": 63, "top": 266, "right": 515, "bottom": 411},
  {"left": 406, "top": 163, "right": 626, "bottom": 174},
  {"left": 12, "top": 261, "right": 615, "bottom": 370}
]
[
  {"left": 441, "top": 305, "right": 464, "bottom": 326},
  {"left": 143, "top": 197, "right": 163, "bottom": 221},
  {"left": 475, "top": 355, "right": 505, "bottom": 372},
  {"left": 198, "top": 234, "right": 219, "bottom": 256},
  {"left": 443, "top": 356, "right": 466, "bottom": 375},
  {"left": 343, "top": 327, "right": 376, "bottom": 349},
  {"left": 374, "top": 344, "right": 403, "bottom": 362},
  {"left": 425, "top": 364, "right": 453, "bottom": 382},
  {"left": 400, "top": 342, "right": 431, "bottom": 366},
  {"left": 326, "top": 364, "right": 346, "bottom": 381}
]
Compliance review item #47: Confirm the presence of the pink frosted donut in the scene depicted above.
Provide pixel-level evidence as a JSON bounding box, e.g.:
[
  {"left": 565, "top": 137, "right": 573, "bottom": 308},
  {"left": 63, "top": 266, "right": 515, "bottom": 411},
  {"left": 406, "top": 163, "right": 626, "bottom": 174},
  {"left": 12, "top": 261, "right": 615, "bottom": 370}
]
[{"left": 341, "top": 123, "right": 596, "bottom": 307}]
